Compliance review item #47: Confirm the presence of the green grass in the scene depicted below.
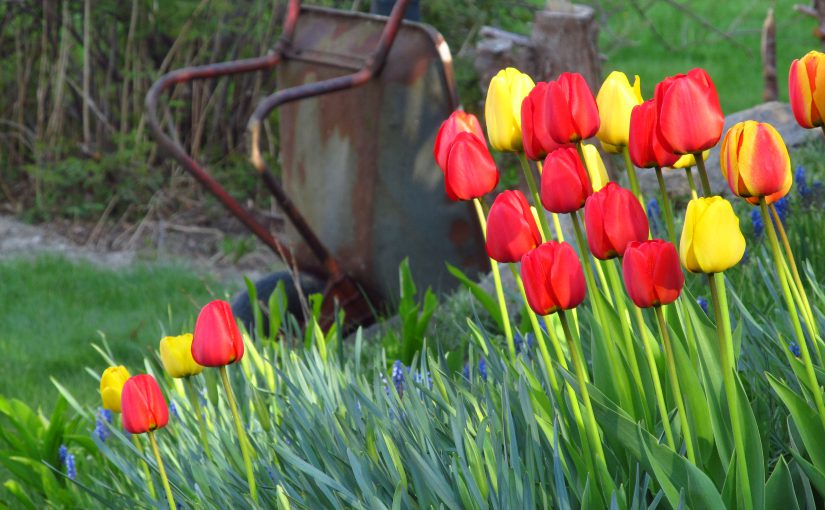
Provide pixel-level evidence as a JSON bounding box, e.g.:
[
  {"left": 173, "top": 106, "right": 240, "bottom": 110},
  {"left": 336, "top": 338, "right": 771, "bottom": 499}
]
[
  {"left": 595, "top": 0, "right": 815, "bottom": 112},
  {"left": 0, "top": 256, "right": 231, "bottom": 409}
]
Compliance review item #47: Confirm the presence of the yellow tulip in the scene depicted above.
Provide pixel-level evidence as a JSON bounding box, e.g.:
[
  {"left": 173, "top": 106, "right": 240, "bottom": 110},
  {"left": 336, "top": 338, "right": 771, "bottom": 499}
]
[
  {"left": 100, "top": 366, "right": 130, "bottom": 413},
  {"left": 582, "top": 144, "right": 610, "bottom": 191},
  {"left": 596, "top": 71, "right": 643, "bottom": 152},
  {"left": 160, "top": 333, "right": 203, "bottom": 378},
  {"left": 679, "top": 197, "right": 746, "bottom": 273},
  {"left": 485, "top": 67, "right": 535, "bottom": 152},
  {"left": 671, "top": 150, "right": 709, "bottom": 169}
]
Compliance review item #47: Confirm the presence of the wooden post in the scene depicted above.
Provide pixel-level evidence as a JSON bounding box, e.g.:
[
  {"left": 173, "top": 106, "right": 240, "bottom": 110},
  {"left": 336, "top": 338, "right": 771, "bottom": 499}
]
[
  {"left": 531, "top": 2, "right": 601, "bottom": 90},
  {"left": 761, "top": 8, "right": 778, "bottom": 102}
]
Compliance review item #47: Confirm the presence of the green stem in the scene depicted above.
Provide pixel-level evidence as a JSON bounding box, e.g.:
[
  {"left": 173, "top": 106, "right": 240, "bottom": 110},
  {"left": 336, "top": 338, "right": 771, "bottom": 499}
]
[
  {"left": 621, "top": 145, "right": 643, "bottom": 204},
  {"left": 559, "top": 309, "right": 614, "bottom": 499},
  {"left": 595, "top": 260, "right": 614, "bottom": 307},
  {"left": 709, "top": 273, "right": 753, "bottom": 510},
  {"left": 654, "top": 306, "right": 696, "bottom": 464},
  {"left": 148, "top": 431, "right": 175, "bottom": 510},
  {"left": 518, "top": 152, "right": 553, "bottom": 242},
  {"left": 632, "top": 306, "right": 676, "bottom": 449},
  {"left": 693, "top": 153, "right": 712, "bottom": 196},
  {"left": 185, "top": 377, "right": 211, "bottom": 459},
  {"left": 219, "top": 366, "right": 257, "bottom": 502},
  {"left": 132, "top": 434, "right": 156, "bottom": 499},
  {"left": 760, "top": 200, "right": 825, "bottom": 430},
  {"left": 685, "top": 167, "right": 699, "bottom": 200},
  {"left": 654, "top": 167, "right": 677, "bottom": 244},
  {"left": 474, "top": 198, "right": 515, "bottom": 357},
  {"left": 771, "top": 203, "right": 823, "bottom": 364}
]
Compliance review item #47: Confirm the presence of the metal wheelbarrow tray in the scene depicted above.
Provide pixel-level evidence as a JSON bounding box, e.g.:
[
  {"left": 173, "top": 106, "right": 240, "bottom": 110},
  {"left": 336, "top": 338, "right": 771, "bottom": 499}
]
[{"left": 146, "top": 0, "right": 488, "bottom": 330}]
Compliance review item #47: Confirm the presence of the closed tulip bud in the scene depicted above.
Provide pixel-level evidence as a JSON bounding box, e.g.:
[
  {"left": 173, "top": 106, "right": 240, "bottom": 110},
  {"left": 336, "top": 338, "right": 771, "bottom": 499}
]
[
  {"left": 596, "top": 71, "right": 643, "bottom": 150},
  {"left": 622, "top": 240, "right": 684, "bottom": 308},
  {"left": 581, "top": 144, "right": 610, "bottom": 191},
  {"left": 680, "top": 197, "right": 746, "bottom": 273},
  {"left": 486, "top": 190, "right": 542, "bottom": 263},
  {"left": 655, "top": 68, "right": 724, "bottom": 154},
  {"left": 192, "top": 300, "right": 245, "bottom": 367},
  {"left": 100, "top": 366, "right": 130, "bottom": 413},
  {"left": 540, "top": 147, "right": 592, "bottom": 213},
  {"left": 121, "top": 375, "right": 169, "bottom": 435},
  {"left": 546, "top": 72, "right": 600, "bottom": 144},
  {"left": 433, "top": 110, "right": 485, "bottom": 171},
  {"left": 160, "top": 334, "right": 203, "bottom": 378},
  {"left": 521, "top": 242, "right": 586, "bottom": 315},
  {"left": 441, "top": 132, "right": 500, "bottom": 201},
  {"left": 485, "top": 67, "right": 535, "bottom": 152},
  {"left": 789, "top": 51, "right": 825, "bottom": 129},
  {"left": 628, "top": 100, "right": 679, "bottom": 168},
  {"left": 584, "top": 182, "right": 649, "bottom": 260},
  {"left": 720, "top": 121, "right": 792, "bottom": 205},
  {"left": 670, "top": 150, "right": 708, "bottom": 169},
  {"left": 521, "top": 82, "right": 571, "bottom": 160}
]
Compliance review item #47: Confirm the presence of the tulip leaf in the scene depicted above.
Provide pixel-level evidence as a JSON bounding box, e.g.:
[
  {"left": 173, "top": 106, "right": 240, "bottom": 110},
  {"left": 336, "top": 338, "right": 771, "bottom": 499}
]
[
  {"left": 765, "top": 457, "right": 800, "bottom": 510},
  {"left": 768, "top": 373, "right": 825, "bottom": 469},
  {"left": 446, "top": 263, "right": 503, "bottom": 331}
]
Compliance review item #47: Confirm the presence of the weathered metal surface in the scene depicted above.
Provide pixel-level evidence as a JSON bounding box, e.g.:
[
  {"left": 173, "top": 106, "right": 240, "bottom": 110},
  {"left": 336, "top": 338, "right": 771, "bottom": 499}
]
[{"left": 270, "top": 6, "right": 487, "bottom": 305}]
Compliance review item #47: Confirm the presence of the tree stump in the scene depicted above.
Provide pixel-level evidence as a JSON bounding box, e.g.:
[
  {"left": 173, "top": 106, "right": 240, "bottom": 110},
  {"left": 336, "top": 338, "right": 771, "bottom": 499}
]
[{"left": 531, "top": 3, "right": 601, "bottom": 90}]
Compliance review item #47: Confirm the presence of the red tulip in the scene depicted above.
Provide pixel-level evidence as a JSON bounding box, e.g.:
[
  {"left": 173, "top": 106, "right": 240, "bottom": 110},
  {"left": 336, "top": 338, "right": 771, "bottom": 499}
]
[
  {"left": 545, "top": 72, "right": 600, "bottom": 144},
  {"left": 540, "top": 147, "right": 592, "bottom": 213},
  {"left": 622, "top": 240, "right": 684, "bottom": 308},
  {"left": 654, "top": 68, "right": 724, "bottom": 154},
  {"left": 192, "top": 300, "right": 245, "bottom": 367},
  {"left": 485, "top": 190, "right": 542, "bottom": 263},
  {"left": 433, "top": 110, "right": 485, "bottom": 171},
  {"left": 121, "top": 375, "right": 169, "bottom": 434},
  {"left": 584, "top": 183, "right": 649, "bottom": 260},
  {"left": 442, "top": 132, "right": 500, "bottom": 201},
  {"left": 521, "top": 241, "right": 586, "bottom": 315},
  {"left": 521, "top": 82, "right": 571, "bottom": 160},
  {"left": 789, "top": 51, "right": 825, "bottom": 129},
  {"left": 628, "top": 100, "right": 679, "bottom": 168}
]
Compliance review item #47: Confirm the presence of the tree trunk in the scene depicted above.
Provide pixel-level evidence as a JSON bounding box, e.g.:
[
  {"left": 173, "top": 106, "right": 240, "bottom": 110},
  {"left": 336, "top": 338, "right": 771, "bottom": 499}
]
[{"left": 531, "top": 2, "right": 601, "bottom": 90}]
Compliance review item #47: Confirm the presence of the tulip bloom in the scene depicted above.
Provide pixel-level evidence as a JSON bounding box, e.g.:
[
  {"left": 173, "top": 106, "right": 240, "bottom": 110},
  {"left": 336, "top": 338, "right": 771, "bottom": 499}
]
[
  {"left": 160, "top": 334, "right": 203, "bottom": 379},
  {"left": 486, "top": 190, "right": 542, "bottom": 263},
  {"left": 121, "top": 375, "right": 169, "bottom": 434},
  {"left": 192, "top": 300, "right": 245, "bottom": 367},
  {"left": 671, "top": 151, "right": 708, "bottom": 169},
  {"left": 485, "top": 67, "right": 535, "bottom": 152},
  {"left": 433, "top": 110, "right": 485, "bottom": 171},
  {"left": 628, "top": 100, "right": 679, "bottom": 169},
  {"left": 582, "top": 144, "right": 610, "bottom": 191},
  {"left": 546, "top": 72, "right": 600, "bottom": 144},
  {"left": 584, "top": 182, "right": 649, "bottom": 260},
  {"left": 100, "top": 366, "right": 130, "bottom": 413},
  {"left": 540, "top": 147, "right": 592, "bottom": 213},
  {"left": 521, "top": 82, "right": 571, "bottom": 160},
  {"left": 441, "top": 132, "right": 500, "bottom": 201},
  {"left": 789, "top": 51, "right": 825, "bottom": 129},
  {"left": 720, "top": 121, "right": 792, "bottom": 205},
  {"left": 655, "top": 68, "right": 724, "bottom": 154},
  {"left": 680, "top": 196, "right": 746, "bottom": 273},
  {"left": 521, "top": 241, "right": 586, "bottom": 315},
  {"left": 622, "top": 240, "right": 684, "bottom": 308},
  {"left": 596, "top": 71, "right": 643, "bottom": 151}
]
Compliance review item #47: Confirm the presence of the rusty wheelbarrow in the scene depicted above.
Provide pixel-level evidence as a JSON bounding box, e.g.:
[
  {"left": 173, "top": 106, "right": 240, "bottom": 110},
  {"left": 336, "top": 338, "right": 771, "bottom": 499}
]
[{"left": 146, "top": 0, "right": 488, "bottom": 331}]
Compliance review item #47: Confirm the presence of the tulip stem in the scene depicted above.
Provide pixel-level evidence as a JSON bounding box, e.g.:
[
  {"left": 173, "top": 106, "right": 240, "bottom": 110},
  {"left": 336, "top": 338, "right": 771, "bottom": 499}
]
[
  {"left": 559, "top": 309, "right": 614, "bottom": 498},
  {"left": 621, "top": 145, "right": 644, "bottom": 205},
  {"left": 219, "top": 366, "right": 257, "bottom": 502},
  {"left": 632, "top": 305, "right": 676, "bottom": 449},
  {"left": 685, "top": 167, "right": 699, "bottom": 200},
  {"left": 654, "top": 166, "right": 677, "bottom": 244},
  {"left": 185, "top": 377, "right": 211, "bottom": 459},
  {"left": 708, "top": 273, "right": 753, "bottom": 510},
  {"left": 759, "top": 199, "right": 825, "bottom": 430},
  {"left": 654, "top": 306, "right": 696, "bottom": 464},
  {"left": 473, "top": 198, "right": 515, "bottom": 358},
  {"left": 148, "top": 430, "right": 175, "bottom": 510},
  {"left": 518, "top": 152, "right": 553, "bottom": 242},
  {"left": 693, "top": 153, "right": 712, "bottom": 196},
  {"left": 132, "top": 434, "right": 156, "bottom": 499},
  {"left": 770, "top": 203, "right": 823, "bottom": 364}
]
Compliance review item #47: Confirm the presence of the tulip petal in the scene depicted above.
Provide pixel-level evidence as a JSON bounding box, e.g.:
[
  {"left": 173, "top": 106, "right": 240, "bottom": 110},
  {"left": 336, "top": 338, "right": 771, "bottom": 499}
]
[{"left": 692, "top": 199, "right": 746, "bottom": 273}]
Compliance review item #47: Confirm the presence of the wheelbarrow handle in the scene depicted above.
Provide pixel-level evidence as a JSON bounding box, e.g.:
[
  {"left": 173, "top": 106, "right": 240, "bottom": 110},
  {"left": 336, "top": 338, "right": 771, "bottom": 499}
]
[{"left": 144, "top": 1, "right": 304, "bottom": 271}]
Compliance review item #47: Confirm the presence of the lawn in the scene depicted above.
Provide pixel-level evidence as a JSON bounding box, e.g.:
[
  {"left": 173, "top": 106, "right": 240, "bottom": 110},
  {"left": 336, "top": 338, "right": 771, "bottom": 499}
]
[{"left": 0, "top": 256, "right": 231, "bottom": 409}]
